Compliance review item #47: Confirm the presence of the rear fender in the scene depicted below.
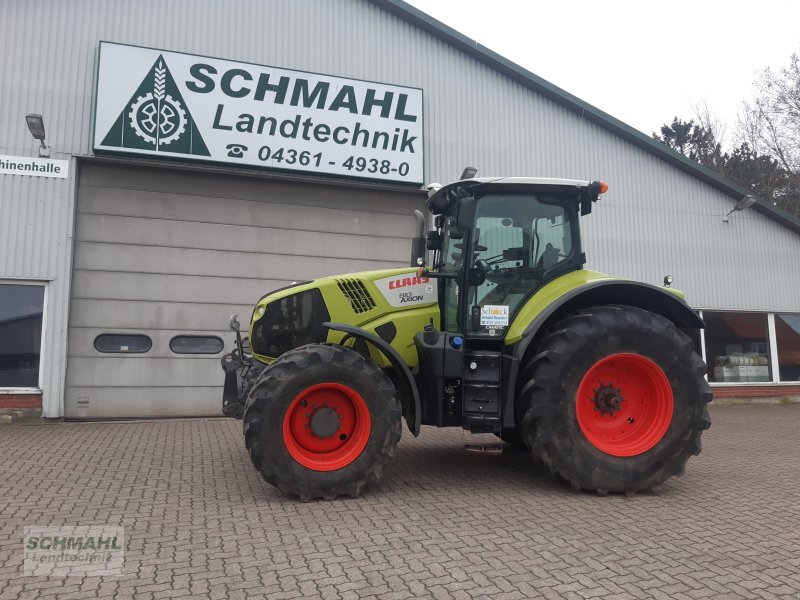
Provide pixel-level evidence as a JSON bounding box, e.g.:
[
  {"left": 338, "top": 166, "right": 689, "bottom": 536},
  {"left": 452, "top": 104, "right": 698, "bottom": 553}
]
[{"left": 501, "top": 280, "right": 705, "bottom": 428}]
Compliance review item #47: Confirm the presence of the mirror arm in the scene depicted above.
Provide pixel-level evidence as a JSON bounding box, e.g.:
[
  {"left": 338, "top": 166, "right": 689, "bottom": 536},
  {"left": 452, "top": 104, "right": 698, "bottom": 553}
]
[{"left": 418, "top": 268, "right": 458, "bottom": 280}]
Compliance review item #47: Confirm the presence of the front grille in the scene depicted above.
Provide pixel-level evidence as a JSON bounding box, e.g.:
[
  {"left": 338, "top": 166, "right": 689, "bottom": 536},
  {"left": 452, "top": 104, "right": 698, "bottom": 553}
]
[
  {"left": 337, "top": 279, "right": 376, "bottom": 314},
  {"left": 251, "top": 289, "right": 330, "bottom": 358}
]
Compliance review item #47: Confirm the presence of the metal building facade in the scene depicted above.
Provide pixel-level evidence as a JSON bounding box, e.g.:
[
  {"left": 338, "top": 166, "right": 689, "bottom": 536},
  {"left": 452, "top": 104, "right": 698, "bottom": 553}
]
[{"left": 2, "top": 0, "right": 799, "bottom": 417}]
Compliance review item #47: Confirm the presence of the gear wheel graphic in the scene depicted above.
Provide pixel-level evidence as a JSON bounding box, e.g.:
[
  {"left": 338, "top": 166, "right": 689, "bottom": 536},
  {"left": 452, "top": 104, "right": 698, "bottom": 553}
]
[{"left": 128, "top": 93, "right": 187, "bottom": 147}]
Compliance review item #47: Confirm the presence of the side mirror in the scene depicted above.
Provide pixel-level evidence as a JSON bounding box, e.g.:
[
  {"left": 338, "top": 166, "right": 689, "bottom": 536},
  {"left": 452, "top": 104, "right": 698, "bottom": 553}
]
[
  {"left": 426, "top": 231, "right": 442, "bottom": 250},
  {"left": 457, "top": 196, "right": 476, "bottom": 229},
  {"left": 229, "top": 314, "right": 241, "bottom": 332}
]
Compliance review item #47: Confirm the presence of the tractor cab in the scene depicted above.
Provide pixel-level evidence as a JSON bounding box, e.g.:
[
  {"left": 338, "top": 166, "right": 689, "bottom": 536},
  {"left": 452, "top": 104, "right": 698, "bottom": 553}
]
[
  {"left": 423, "top": 178, "right": 605, "bottom": 340},
  {"left": 414, "top": 178, "right": 607, "bottom": 432}
]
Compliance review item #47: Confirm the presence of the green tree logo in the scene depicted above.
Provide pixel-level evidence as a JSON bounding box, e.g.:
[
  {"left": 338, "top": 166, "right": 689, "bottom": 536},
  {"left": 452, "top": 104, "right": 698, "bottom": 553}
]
[{"left": 101, "top": 55, "right": 210, "bottom": 156}]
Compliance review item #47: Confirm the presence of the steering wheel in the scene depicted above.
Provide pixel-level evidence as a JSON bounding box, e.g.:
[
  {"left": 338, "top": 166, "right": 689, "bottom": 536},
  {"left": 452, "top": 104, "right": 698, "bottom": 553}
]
[{"left": 484, "top": 265, "right": 544, "bottom": 284}]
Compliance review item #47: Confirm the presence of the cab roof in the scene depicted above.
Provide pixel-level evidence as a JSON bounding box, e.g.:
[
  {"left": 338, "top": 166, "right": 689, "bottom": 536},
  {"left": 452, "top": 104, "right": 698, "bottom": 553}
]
[{"left": 426, "top": 177, "right": 592, "bottom": 214}]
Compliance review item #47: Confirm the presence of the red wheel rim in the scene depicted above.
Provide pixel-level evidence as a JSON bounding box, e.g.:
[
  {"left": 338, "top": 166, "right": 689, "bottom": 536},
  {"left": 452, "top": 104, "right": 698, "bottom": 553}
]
[
  {"left": 282, "top": 383, "right": 371, "bottom": 471},
  {"left": 575, "top": 353, "right": 673, "bottom": 457}
]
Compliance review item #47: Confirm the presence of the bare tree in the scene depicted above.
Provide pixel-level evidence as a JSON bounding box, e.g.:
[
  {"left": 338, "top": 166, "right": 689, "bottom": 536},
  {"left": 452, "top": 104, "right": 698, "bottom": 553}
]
[
  {"left": 653, "top": 52, "right": 800, "bottom": 218},
  {"left": 691, "top": 99, "right": 727, "bottom": 151},
  {"left": 735, "top": 51, "right": 800, "bottom": 216}
]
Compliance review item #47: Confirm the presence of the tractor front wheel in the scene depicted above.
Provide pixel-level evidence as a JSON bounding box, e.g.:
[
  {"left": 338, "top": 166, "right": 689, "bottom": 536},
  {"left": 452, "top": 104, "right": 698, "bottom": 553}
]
[
  {"left": 518, "top": 305, "right": 712, "bottom": 494},
  {"left": 243, "top": 344, "right": 402, "bottom": 500}
]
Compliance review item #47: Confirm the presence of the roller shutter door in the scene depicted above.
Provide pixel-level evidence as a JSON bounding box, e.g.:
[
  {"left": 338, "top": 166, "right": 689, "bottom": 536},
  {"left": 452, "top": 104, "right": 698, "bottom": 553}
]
[{"left": 65, "top": 162, "right": 424, "bottom": 418}]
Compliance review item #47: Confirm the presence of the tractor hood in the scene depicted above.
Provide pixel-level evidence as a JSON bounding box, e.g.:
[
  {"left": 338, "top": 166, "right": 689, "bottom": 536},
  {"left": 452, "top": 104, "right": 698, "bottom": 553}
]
[{"left": 248, "top": 267, "right": 439, "bottom": 365}]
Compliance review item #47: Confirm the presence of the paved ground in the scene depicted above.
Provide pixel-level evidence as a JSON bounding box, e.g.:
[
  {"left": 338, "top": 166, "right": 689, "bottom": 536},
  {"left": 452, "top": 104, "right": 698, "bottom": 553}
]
[{"left": 1, "top": 404, "right": 799, "bottom": 600}]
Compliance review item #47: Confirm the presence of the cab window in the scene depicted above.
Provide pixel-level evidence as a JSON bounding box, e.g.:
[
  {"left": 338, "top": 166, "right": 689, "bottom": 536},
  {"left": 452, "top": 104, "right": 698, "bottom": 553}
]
[{"left": 467, "top": 194, "right": 574, "bottom": 335}]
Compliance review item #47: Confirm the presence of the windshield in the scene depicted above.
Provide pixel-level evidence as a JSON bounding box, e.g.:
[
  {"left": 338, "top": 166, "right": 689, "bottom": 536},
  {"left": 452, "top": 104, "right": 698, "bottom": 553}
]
[{"left": 440, "top": 193, "right": 575, "bottom": 334}]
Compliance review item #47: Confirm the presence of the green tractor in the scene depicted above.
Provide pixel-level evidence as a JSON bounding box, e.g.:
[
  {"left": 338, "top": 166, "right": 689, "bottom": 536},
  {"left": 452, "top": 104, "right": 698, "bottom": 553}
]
[{"left": 221, "top": 176, "right": 711, "bottom": 500}]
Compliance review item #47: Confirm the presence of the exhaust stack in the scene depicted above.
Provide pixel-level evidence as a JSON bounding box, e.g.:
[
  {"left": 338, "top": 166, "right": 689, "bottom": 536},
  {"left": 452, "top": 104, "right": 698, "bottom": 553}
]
[{"left": 410, "top": 209, "right": 426, "bottom": 266}]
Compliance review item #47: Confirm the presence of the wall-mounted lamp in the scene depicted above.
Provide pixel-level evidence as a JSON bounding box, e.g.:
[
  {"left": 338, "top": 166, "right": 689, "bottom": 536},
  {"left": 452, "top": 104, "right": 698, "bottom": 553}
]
[
  {"left": 722, "top": 195, "right": 756, "bottom": 223},
  {"left": 26, "top": 114, "right": 50, "bottom": 158}
]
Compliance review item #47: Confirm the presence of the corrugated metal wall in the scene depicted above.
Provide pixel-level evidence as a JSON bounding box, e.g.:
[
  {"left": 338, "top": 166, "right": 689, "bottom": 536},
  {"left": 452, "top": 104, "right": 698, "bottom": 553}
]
[
  {"left": 0, "top": 170, "right": 75, "bottom": 417},
  {"left": 3, "top": 0, "right": 800, "bottom": 415}
]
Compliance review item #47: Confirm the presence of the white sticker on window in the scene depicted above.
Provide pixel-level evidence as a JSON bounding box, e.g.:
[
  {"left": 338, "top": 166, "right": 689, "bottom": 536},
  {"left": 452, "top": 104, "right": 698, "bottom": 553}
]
[{"left": 480, "top": 305, "right": 509, "bottom": 328}]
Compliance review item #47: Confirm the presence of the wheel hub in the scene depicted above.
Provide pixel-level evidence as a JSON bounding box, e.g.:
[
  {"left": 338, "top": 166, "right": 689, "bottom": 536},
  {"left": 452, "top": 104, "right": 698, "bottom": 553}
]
[
  {"left": 594, "top": 383, "right": 624, "bottom": 415},
  {"left": 309, "top": 406, "right": 341, "bottom": 438}
]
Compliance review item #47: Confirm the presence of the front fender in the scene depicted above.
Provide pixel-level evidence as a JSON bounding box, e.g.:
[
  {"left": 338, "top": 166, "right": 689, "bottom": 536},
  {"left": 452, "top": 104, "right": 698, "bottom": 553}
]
[{"left": 323, "top": 322, "right": 421, "bottom": 436}]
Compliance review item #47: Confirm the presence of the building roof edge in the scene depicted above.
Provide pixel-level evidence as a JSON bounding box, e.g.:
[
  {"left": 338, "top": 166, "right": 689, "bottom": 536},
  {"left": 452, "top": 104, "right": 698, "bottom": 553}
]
[{"left": 371, "top": 0, "right": 800, "bottom": 235}]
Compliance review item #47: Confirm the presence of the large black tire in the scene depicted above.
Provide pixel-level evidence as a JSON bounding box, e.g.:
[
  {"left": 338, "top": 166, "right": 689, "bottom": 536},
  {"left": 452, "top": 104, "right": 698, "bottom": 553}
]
[
  {"left": 518, "top": 305, "right": 712, "bottom": 494},
  {"left": 243, "top": 344, "right": 402, "bottom": 500}
]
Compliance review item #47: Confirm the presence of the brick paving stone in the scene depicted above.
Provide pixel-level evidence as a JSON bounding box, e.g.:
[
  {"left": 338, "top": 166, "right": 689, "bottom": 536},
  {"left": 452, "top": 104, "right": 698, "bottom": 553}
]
[{"left": 2, "top": 405, "right": 800, "bottom": 599}]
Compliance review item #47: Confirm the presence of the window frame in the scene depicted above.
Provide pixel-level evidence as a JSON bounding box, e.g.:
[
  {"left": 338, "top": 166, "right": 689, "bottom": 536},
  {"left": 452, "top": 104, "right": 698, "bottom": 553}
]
[
  {"left": 0, "top": 279, "right": 48, "bottom": 393},
  {"left": 464, "top": 192, "right": 579, "bottom": 337},
  {"left": 699, "top": 309, "right": 800, "bottom": 386},
  {"left": 169, "top": 335, "right": 225, "bottom": 355},
  {"left": 93, "top": 333, "right": 153, "bottom": 354},
  {"left": 772, "top": 312, "right": 800, "bottom": 384}
]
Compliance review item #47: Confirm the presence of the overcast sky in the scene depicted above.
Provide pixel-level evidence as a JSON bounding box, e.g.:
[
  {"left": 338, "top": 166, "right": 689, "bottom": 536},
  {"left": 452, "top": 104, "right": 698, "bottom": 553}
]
[{"left": 404, "top": 0, "right": 800, "bottom": 147}]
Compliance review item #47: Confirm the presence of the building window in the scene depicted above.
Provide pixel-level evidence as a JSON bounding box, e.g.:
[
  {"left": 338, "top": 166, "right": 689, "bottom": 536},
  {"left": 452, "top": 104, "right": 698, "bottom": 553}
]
[
  {"left": 94, "top": 334, "right": 152, "bottom": 353},
  {"left": 169, "top": 335, "right": 224, "bottom": 354},
  {"left": 775, "top": 314, "right": 800, "bottom": 382},
  {"left": 0, "top": 283, "right": 45, "bottom": 388},
  {"left": 704, "top": 312, "right": 772, "bottom": 383}
]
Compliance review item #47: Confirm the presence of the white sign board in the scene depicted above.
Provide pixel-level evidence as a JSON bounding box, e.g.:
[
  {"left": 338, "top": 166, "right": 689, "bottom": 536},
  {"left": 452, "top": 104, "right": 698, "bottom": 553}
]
[
  {"left": 93, "top": 42, "right": 424, "bottom": 184},
  {"left": 0, "top": 155, "right": 69, "bottom": 179}
]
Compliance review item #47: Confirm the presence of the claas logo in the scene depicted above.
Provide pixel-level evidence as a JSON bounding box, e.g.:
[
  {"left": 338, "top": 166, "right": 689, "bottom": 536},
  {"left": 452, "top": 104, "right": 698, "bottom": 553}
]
[{"left": 388, "top": 276, "right": 429, "bottom": 290}]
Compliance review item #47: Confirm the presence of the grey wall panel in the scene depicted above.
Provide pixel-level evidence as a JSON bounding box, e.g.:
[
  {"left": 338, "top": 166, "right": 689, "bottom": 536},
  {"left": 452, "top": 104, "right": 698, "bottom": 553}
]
[
  {"left": 74, "top": 215, "right": 409, "bottom": 263},
  {"left": 66, "top": 356, "right": 221, "bottom": 386},
  {"left": 69, "top": 299, "right": 254, "bottom": 331},
  {"left": 78, "top": 164, "right": 422, "bottom": 216},
  {"left": 72, "top": 242, "right": 391, "bottom": 281},
  {"left": 64, "top": 386, "right": 222, "bottom": 418},
  {"left": 77, "top": 188, "right": 419, "bottom": 235},
  {"left": 70, "top": 270, "right": 287, "bottom": 305},
  {"left": 0, "top": 166, "right": 75, "bottom": 417}
]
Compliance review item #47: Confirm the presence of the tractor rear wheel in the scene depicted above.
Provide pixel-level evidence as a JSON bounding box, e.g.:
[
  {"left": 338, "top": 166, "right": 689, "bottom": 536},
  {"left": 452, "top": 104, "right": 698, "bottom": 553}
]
[
  {"left": 518, "top": 305, "right": 711, "bottom": 494},
  {"left": 243, "top": 344, "right": 402, "bottom": 500}
]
